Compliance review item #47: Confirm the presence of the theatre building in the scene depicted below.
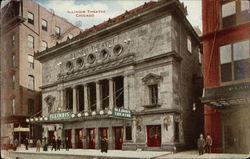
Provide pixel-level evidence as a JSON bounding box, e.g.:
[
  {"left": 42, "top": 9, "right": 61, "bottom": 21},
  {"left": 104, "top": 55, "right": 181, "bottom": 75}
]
[
  {"left": 33, "top": 0, "right": 203, "bottom": 151},
  {"left": 201, "top": 0, "right": 250, "bottom": 154}
]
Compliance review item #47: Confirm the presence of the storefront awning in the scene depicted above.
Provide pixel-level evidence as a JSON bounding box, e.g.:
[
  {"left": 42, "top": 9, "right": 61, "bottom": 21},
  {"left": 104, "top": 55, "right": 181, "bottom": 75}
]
[{"left": 201, "top": 82, "right": 250, "bottom": 107}]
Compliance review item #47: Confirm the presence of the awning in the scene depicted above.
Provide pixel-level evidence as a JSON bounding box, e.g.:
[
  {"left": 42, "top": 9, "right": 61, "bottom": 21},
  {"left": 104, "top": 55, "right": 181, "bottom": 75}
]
[
  {"left": 201, "top": 82, "right": 250, "bottom": 107},
  {"left": 14, "top": 127, "right": 30, "bottom": 132}
]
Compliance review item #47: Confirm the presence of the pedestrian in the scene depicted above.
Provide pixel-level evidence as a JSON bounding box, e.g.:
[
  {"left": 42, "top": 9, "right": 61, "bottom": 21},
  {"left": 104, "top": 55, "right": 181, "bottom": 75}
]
[
  {"left": 13, "top": 138, "right": 18, "bottom": 151},
  {"left": 24, "top": 138, "right": 29, "bottom": 150},
  {"left": 65, "top": 137, "right": 70, "bottom": 151},
  {"left": 43, "top": 137, "right": 48, "bottom": 151},
  {"left": 197, "top": 134, "right": 205, "bottom": 155},
  {"left": 205, "top": 134, "right": 213, "bottom": 153},
  {"left": 57, "top": 137, "right": 62, "bottom": 151},
  {"left": 51, "top": 137, "right": 57, "bottom": 151},
  {"left": 36, "top": 139, "right": 41, "bottom": 152},
  {"left": 101, "top": 137, "right": 108, "bottom": 153}
]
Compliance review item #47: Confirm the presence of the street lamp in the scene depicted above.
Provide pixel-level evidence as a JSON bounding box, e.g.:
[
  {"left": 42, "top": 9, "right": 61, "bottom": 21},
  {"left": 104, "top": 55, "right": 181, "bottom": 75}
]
[
  {"left": 92, "top": 111, "right": 96, "bottom": 116},
  {"left": 77, "top": 113, "right": 82, "bottom": 117},
  {"left": 99, "top": 110, "right": 104, "bottom": 115},
  {"left": 108, "top": 109, "right": 112, "bottom": 115},
  {"left": 26, "top": 118, "right": 29, "bottom": 122},
  {"left": 84, "top": 112, "right": 89, "bottom": 116}
]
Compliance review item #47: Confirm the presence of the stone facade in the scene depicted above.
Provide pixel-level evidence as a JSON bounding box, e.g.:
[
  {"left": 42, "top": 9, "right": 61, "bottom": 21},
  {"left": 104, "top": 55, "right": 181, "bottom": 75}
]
[{"left": 35, "top": 0, "right": 202, "bottom": 151}]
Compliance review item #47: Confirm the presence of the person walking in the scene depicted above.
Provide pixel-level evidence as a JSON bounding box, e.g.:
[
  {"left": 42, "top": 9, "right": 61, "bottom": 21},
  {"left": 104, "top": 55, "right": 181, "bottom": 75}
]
[
  {"left": 65, "top": 137, "right": 70, "bottom": 151},
  {"left": 197, "top": 134, "right": 206, "bottom": 155},
  {"left": 43, "top": 137, "right": 48, "bottom": 151},
  {"left": 51, "top": 137, "right": 57, "bottom": 151},
  {"left": 101, "top": 137, "right": 108, "bottom": 153},
  {"left": 24, "top": 138, "right": 29, "bottom": 150},
  {"left": 36, "top": 139, "right": 42, "bottom": 152},
  {"left": 205, "top": 135, "right": 213, "bottom": 153},
  {"left": 57, "top": 137, "right": 62, "bottom": 151},
  {"left": 13, "top": 138, "right": 18, "bottom": 151}
]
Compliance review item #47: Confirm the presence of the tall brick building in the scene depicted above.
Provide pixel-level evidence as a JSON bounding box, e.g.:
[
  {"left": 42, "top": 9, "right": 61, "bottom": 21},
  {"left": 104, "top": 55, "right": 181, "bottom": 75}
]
[
  {"left": 201, "top": 0, "right": 249, "bottom": 153},
  {"left": 34, "top": 0, "right": 203, "bottom": 151},
  {"left": 0, "top": 0, "right": 81, "bottom": 146}
]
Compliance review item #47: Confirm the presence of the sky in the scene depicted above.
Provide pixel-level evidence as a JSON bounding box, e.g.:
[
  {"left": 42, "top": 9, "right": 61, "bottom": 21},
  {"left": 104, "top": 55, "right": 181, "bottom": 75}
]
[{"left": 1, "top": 0, "right": 202, "bottom": 30}]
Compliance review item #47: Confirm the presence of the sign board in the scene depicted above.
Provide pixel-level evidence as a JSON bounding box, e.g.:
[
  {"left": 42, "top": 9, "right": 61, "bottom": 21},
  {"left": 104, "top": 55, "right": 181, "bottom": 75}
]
[
  {"left": 49, "top": 111, "right": 72, "bottom": 120},
  {"left": 112, "top": 108, "right": 132, "bottom": 118}
]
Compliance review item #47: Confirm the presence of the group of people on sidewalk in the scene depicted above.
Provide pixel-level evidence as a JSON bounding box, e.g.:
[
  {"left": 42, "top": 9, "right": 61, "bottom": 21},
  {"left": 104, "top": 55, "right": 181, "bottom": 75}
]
[{"left": 197, "top": 134, "right": 213, "bottom": 155}]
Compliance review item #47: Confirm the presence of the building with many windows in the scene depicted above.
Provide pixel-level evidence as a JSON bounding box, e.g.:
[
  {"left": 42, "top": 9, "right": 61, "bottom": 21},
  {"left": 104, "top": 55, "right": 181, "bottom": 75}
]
[
  {"left": 0, "top": 0, "right": 81, "bottom": 146},
  {"left": 201, "top": 0, "right": 250, "bottom": 154},
  {"left": 34, "top": 0, "right": 203, "bottom": 151}
]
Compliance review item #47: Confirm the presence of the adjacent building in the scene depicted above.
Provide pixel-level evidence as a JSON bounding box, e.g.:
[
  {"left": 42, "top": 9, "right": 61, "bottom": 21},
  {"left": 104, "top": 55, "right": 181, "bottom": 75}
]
[
  {"left": 0, "top": 0, "right": 81, "bottom": 146},
  {"left": 201, "top": 0, "right": 250, "bottom": 153},
  {"left": 34, "top": 0, "right": 203, "bottom": 151}
]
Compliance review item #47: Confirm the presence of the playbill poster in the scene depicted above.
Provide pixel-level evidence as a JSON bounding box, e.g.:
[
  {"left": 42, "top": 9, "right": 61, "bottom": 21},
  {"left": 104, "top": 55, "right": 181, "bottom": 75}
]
[{"left": 0, "top": 0, "right": 249, "bottom": 159}]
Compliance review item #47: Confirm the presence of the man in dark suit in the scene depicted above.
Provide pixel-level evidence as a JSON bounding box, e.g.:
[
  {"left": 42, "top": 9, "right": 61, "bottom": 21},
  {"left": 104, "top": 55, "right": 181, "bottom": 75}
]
[
  {"left": 51, "top": 137, "right": 57, "bottom": 151},
  {"left": 57, "top": 137, "right": 62, "bottom": 151}
]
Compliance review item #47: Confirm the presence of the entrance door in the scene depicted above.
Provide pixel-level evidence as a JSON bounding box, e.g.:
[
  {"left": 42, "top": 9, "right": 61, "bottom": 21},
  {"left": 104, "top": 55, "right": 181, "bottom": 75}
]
[
  {"left": 99, "top": 128, "right": 108, "bottom": 149},
  {"left": 65, "top": 129, "right": 72, "bottom": 148},
  {"left": 147, "top": 125, "right": 161, "bottom": 147},
  {"left": 114, "top": 127, "right": 123, "bottom": 150},
  {"left": 87, "top": 128, "right": 95, "bottom": 149},
  {"left": 48, "top": 131, "right": 54, "bottom": 146},
  {"left": 75, "top": 129, "right": 83, "bottom": 149}
]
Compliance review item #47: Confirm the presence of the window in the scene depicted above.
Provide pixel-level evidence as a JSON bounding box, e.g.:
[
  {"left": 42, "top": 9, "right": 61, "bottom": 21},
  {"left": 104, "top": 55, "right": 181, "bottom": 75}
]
[
  {"left": 41, "top": 19, "right": 48, "bottom": 31},
  {"left": 125, "top": 126, "right": 132, "bottom": 140},
  {"left": 28, "top": 55, "right": 34, "bottom": 69},
  {"left": 219, "top": 39, "right": 250, "bottom": 82},
  {"left": 12, "top": 74, "right": 15, "bottom": 89},
  {"left": 12, "top": 54, "right": 16, "bottom": 68},
  {"left": 187, "top": 36, "right": 192, "bottom": 53},
  {"left": 174, "top": 121, "right": 179, "bottom": 142},
  {"left": 1, "top": 39, "right": 6, "bottom": 51},
  {"left": 27, "top": 35, "right": 34, "bottom": 48},
  {"left": 221, "top": 0, "right": 250, "bottom": 29},
  {"left": 55, "top": 26, "right": 61, "bottom": 37},
  {"left": 41, "top": 41, "right": 47, "bottom": 51},
  {"left": 28, "top": 99, "right": 35, "bottom": 115},
  {"left": 10, "top": 34, "right": 15, "bottom": 48},
  {"left": 198, "top": 49, "right": 202, "bottom": 64},
  {"left": 149, "top": 84, "right": 158, "bottom": 104},
  {"left": 12, "top": 98, "right": 16, "bottom": 115},
  {"left": 28, "top": 12, "right": 34, "bottom": 25},
  {"left": 28, "top": 75, "right": 34, "bottom": 90}
]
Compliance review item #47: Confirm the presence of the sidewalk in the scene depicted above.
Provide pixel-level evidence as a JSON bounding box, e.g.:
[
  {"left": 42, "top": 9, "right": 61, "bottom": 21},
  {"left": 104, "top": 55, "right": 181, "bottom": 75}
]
[
  {"left": 157, "top": 150, "right": 250, "bottom": 159},
  {"left": 2, "top": 147, "right": 170, "bottom": 159}
]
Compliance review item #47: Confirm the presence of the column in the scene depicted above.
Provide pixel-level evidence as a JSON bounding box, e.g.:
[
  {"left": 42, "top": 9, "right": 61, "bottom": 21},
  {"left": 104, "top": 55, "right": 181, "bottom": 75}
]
[
  {"left": 84, "top": 84, "right": 89, "bottom": 112},
  {"left": 73, "top": 86, "right": 77, "bottom": 113},
  {"left": 72, "top": 129, "right": 75, "bottom": 149},
  {"left": 95, "top": 128, "right": 99, "bottom": 149},
  {"left": 123, "top": 75, "right": 129, "bottom": 109},
  {"left": 96, "top": 81, "right": 101, "bottom": 112},
  {"left": 62, "top": 89, "right": 66, "bottom": 110},
  {"left": 108, "top": 126, "right": 113, "bottom": 149},
  {"left": 109, "top": 78, "right": 114, "bottom": 109}
]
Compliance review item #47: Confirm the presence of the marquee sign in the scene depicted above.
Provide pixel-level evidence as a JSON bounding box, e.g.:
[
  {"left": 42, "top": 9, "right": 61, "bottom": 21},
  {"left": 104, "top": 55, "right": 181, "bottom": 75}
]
[
  {"left": 112, "top": 108, "right": 132, "bottom": 118},
  {"left": 49, "top": 111, "right": 72, "bottom": 120}
]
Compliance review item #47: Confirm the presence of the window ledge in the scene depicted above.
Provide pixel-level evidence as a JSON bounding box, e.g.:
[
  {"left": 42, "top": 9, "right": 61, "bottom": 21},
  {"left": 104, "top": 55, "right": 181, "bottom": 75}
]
[{"left": 142, "top": 104, "right": 161, "bottom": 108}]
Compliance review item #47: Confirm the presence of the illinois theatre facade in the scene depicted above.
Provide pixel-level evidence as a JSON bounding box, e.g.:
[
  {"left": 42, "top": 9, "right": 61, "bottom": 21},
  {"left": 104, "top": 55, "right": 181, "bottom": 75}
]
[{"left": 34, "top": 0, "right": 202, "bottom": 151}]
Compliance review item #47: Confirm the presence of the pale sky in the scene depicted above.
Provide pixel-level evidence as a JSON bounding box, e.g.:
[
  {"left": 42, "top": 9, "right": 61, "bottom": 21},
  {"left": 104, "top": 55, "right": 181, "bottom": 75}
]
[{"left": 1, "top": 0, "right": 202, "bottom": 30}]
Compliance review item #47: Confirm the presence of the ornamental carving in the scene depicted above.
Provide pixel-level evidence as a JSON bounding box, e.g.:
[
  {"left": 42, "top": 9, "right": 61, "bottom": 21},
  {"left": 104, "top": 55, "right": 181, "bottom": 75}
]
[
  {"left": 44, "top": 95, "right": 55, "bottom": 111},
  {"left": 142, "top": 73, "right": 162, "bottom": 85}
]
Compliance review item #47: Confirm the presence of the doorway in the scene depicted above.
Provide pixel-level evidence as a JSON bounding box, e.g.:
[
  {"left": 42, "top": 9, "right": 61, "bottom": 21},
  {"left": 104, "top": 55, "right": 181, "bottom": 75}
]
[
  {"left": 99, "top": 128, "right": 108, "bottom": 149},
  {"left": 147, "top": 125, "right": 161, "bottom": 147},
  {"left": 65, "top": 129, "right": 72, "bottom": 148},
  {"left": 114, "top": 127, "right": 123, "bottom": 150},
  {"left": 87, "top": 128, "right": 95, "bottom": 149},
  {"left": 75, "top": 129, "right": 83, "bottom": 149}
]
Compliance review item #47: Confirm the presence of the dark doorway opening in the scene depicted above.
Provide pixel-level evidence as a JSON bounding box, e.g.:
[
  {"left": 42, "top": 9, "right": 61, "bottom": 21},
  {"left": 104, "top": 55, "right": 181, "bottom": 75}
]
[
  {"left": 114, "top": 76, "right": 124, "bottom": 108},
  {"left": 65, "top": 88, "right": 73, "bottom": 110},
  {"left": 88, "top": 83, "right": 96, "bottom": 111},
  {"left": 76, "top": 85, "right": 84, "bottom": 112},
  {"left": 87, "top": 128, "right": 95, "bottom": 149},
  {"left": 100, "top": 80, "right": 109, "bottom": 110}
]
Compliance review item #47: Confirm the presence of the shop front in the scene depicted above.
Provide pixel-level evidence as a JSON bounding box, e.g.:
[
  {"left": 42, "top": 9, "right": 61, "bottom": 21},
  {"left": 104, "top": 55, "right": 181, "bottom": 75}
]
[{"left": 202, "top": 82, "right": 250, "bottom": 153}]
